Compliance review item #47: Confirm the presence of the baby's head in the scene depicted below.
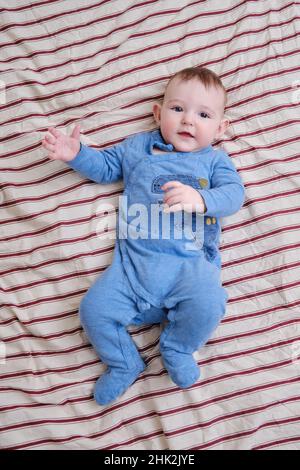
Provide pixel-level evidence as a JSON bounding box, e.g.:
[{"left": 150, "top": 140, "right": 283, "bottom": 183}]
[{"left": 153, "top": 67, "right": 229, "bottom": 152}]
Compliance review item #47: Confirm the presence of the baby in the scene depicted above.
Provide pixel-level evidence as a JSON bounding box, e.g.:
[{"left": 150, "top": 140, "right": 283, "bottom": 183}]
[{"left": 42, "top": 67, "right": 245, "bottom": 405}]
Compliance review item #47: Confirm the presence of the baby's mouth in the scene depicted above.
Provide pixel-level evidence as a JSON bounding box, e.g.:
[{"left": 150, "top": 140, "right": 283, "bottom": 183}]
[{"left": 178, "top": 131, "right": 193, "bottom": 138}]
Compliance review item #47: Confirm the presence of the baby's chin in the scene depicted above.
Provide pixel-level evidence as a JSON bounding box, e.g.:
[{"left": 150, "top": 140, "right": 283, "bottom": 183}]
[
  {"left": 170, "top": 134, "right": 212, "bottom": 153},
  {"left": 172, "top": 142, "right": 207, "bottom": 153}
]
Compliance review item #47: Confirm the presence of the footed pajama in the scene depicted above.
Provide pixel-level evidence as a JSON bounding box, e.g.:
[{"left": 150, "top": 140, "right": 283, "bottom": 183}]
[
  {"left": 79, "top": 249, "right": 228, "bottom": 405},
  {"left": 68, "top": 129, "right": 245, "bottom": 405}
]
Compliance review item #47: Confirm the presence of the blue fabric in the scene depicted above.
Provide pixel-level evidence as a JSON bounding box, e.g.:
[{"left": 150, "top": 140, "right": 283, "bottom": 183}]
[{"left": 68, "top": 129, "right": 245, "bottom": 405}]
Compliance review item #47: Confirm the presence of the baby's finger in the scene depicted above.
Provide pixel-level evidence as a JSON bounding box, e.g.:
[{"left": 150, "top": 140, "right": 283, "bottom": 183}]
[
  {"left": 164, "top": 195, "right": 182, "bottom": 207},
  {"left": 161, "top": 181, "right": 183, "bottom": 191},
  {"left": 163, "top": 188, "right": 183, "bottom": 203},
  {"left": 163, "top": 203, "right": 183, "bottom": 213},
  {"left": 45, "top": 133, "right": 56, "bottom": 144},
  {"left": 42, "top": 140, "right": 55, "bottom": 152},
  {"left": 48, "top": 127, "right": 61, "bottom": 138},
  {"left": 47, "top": 151, "right": 57, "bottom": 160}
]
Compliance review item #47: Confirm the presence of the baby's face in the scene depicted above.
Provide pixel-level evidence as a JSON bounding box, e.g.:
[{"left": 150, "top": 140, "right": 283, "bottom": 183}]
[{"left": 153, "top": 78, "right": 229, "bottom": 152}]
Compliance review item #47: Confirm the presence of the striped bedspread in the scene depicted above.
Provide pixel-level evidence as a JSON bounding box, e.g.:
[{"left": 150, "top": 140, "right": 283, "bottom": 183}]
[{"left": 1, "top": 0, "right": 300, "bottom": 450}]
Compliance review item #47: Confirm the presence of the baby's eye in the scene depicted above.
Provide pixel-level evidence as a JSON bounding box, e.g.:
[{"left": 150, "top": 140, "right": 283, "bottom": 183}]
[
  {"left": 199, "top": 112, "right": 209, "bottom": 118},
  {"left": 171, "top": 106, "right": 183, "bottom": 112}
]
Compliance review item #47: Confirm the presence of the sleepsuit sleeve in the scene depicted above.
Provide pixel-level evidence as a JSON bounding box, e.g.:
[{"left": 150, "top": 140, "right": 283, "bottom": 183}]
[
  {"left": 199, "top": 151, "right": 245, "bottom": 218},
  {"left": 67, "top": 140, "right": 127, "bottom": 184}
]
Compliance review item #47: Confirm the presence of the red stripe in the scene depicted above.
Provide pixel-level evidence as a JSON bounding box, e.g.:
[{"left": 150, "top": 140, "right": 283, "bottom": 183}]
[
  {"left": 189, "top": 417, "right": 300, "bottom": 450},
  {"left": 3, "top": 4, "right": 296, "bottom": 102},
  {"left": 1, "top": 190, "right": 298, "bottom": 242},
  {"left": 0, "top": 240, "right": 295, "bottom": 295},
  {"left": 224, "top": 206, "right": 300, "bottom": 232},
  {"left": 0, "top": 357, "right": 100, "bottom": 381},
  {"left": 0, "top": 230, "right": 114, "bottom": 260},
  {"left": 0, "top": 0, "right": 119, "bottom": 32},
  {"left": 0, "top": 265, "right": 107, "bottom": 294},
  {"left": 3, "top": 327, "right": 82, "bottom": 344},
  {"left": 1, "top": 197, "right": 297, "bottom": 251},
  {"left": 1, "top": 192, "right": 118, "bottom": 225},
  {"left": 1, "top": 225, "right": 298, "bottom": 293},
  {"left": 244, "top": 170, "right": 300, "bottom": 188},
  {"left": 238, "top": 153, "right": 300, "bottom": 174},
  {"left": 228, "top": 280, "right": 300, "bottom": 304},
  {"left": 4, "top": 333, "right": 299, "bottom": 380},
  {"left": 1, "top": 0, "right": 299, "bottom": 451},
  {"left": 0, "top": 394, "right": 91, "bottom": 413},
  {"left": 1, "top": 137, "right": 299, "bottom": 197},
  {"left": 229, "top": 118, "right": 300, "bottom": 140},
  {"left": 209, "top": 318, "right": 300, "bottom": 346},
  {"left": 230, "top": 187, "right": 300, "bottom": 213},
  {"left": 0, "top": 336, "right": 294, "bottom": 385},
  {"left": 167, "top": 397, "right": 300, "bottom": 438},
  {"left": 1, "top": 33, "right": 298, "bottom": 129},
  {"left": 0, "top": 359, "right": 298, "bottom": 434},
  {"left": 223, "top": 299, "right": 300, "bottom": 324},
  {"left": 253, "top": 435, "right": 300, "bottom": 450},
  {"left": 222, "top": 242, "right": 300, "bottom": 269},
  {"left": 1, "top": 1, "right": 295, "bottom": 72},
  {"left": 3, "top": 393, "right": 300, "bottom": 448},
  {"left": 223, "top": 223, "right": 300, "bottom": 252},
  {"left": 0, "top": 0, "right": 62, "bottom": 13},
  {"left": 1, "top": 3, "right": 295, "bottom": 99},
  {"left": 1, "top": 183, "right": 296, "bottom": 228},
  {"left": 5, "top": 343, "right": 90, "bottom": 361},
  {"left": 1, "top": 181, "right": 122, "bottom": 209},
  {"left": 2, "top": 96, "right": 299, "bottom": 149},
  {"left": 0, "top": 287, "right": 87, "bottom": 310},
  {"left": 0, "top": 228, "right": 274, "bottom": 282},
  {"left": 224, "top": 260, "right": 300, "bottom": 287},
  {"left": 100, "top": 398, "right": 300, "bottom": 450},
  {"left": 0, "top": 0, "right": 208, "bottom": 51},
  {"left": 2, "top": 273, "right": 297, "bottom": 331},
  {"left": 1, "top": 65, "right": 298, "bottom": 153},
  {"left": 0, "top": 246, "right": 112, "bottom": 276},
  {"left": 0, "top": 267, "right": 105, "bottom": 294},
  {"left": 0, "top": 167, "right": 79, "bottom": 190},
  {"left": 0, "top": 213, "right": 117, "bottom": 242},
  {"left": 0, "top": 309, "right": 78, "bottom": 327}
]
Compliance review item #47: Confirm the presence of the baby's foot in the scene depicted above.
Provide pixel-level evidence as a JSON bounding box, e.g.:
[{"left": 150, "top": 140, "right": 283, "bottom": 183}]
[
  {"left": 94, "top": 362, "right": 145, "bottom": 405},
  {"left": 161, "top": 351, "right": 200, "bottom": 388}
]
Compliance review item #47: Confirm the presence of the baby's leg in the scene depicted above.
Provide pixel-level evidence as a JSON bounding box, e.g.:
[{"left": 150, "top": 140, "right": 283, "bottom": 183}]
[
  {"left": 79, "top": 259, "right": 146, "bottom": 405},
  {"left": 160, "top": 262, "right": 228, "bottom": 388}
]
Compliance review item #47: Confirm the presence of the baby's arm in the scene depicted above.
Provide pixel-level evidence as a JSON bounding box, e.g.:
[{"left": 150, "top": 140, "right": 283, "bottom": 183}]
[
  {"left": 42, "top": 125, "right": 124, "bottom": 184},
  {"left": 199, "top": 152, "right": 245, "bottom": 218}
]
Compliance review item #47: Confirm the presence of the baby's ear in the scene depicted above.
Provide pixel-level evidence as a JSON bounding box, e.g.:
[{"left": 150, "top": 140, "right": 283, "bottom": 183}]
[
  {"left": 216, "top": 117, "right": 230, "bottom": 138},
  {"left": 152, "top": 103, "right": 162, "bottom": 125}
]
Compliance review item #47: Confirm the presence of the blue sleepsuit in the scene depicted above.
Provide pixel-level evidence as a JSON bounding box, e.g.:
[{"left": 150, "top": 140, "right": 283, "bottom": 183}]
[{"left": 68, "top": 129, "right": 245, "bottom": 405}]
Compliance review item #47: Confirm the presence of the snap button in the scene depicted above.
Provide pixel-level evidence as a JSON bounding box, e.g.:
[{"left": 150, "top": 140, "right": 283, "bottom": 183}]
[{"left": 198, "top": 178, "right": 208, "bottom": 188}]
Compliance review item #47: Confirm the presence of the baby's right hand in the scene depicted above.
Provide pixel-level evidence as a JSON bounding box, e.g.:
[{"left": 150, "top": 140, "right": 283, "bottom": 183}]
[{"left": 42, "top": 124, "right": 81, "bottom": 162}]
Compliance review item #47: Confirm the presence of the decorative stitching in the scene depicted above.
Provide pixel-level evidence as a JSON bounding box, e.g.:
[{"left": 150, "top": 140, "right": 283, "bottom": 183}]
[{"left": 152, "top": 174, "right": 204, "bottom": 193}]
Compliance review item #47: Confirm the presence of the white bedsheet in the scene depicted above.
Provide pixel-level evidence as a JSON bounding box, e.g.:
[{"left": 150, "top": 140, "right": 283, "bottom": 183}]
[{"left": 0, "top": 0, "right": 300, "bottom": 449}]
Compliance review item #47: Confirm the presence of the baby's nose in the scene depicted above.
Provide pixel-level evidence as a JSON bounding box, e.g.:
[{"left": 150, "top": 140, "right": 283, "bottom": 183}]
[{"left": 182, "top": 112, "right": 194, "bottom": 125}]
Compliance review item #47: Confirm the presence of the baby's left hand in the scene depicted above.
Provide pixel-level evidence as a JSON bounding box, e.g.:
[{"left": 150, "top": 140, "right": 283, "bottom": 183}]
[{"left": 162, "top": 181, "right": 206, "bottom": 213}]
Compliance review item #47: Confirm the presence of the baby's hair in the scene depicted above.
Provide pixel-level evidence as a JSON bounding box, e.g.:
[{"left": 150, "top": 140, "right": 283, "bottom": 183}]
[{"left": 166, "top": 67, "right": 227, "bottom": 107}]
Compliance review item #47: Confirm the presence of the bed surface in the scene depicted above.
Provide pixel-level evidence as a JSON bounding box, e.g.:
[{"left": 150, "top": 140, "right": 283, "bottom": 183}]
[{"left": 1, "top": 0, "right": 300, "bottom": 450}]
